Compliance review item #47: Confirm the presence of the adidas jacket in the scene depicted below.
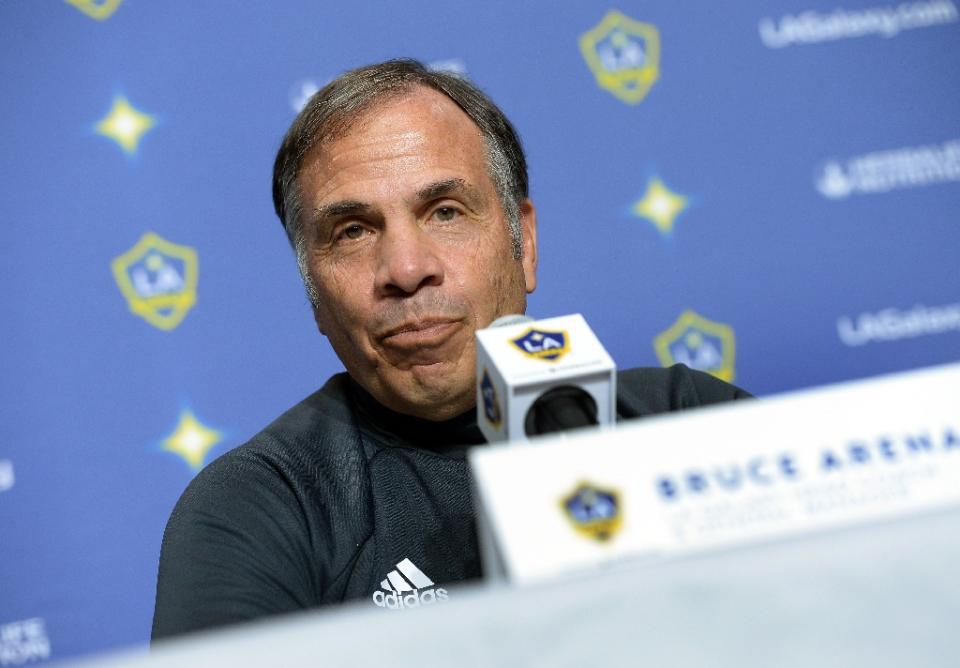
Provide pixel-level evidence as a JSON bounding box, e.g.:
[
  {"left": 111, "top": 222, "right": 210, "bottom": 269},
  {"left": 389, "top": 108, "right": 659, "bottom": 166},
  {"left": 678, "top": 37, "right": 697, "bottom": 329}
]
[{"left": 151, "top": 365, "right": 751, "bottom": 639}]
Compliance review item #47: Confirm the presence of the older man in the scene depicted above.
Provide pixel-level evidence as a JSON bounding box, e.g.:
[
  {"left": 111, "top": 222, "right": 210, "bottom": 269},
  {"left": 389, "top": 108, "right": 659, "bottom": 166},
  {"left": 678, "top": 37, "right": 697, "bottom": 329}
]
[{"left": 151, "top": 60, "right": 749, "bottom": 639}]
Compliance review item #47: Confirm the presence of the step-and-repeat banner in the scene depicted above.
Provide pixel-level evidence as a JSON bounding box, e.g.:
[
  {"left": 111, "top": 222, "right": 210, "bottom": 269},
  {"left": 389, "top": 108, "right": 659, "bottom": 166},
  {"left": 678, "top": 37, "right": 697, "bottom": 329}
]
[{"left": 1, "top": 0, "right": 958, "bottom": 663}]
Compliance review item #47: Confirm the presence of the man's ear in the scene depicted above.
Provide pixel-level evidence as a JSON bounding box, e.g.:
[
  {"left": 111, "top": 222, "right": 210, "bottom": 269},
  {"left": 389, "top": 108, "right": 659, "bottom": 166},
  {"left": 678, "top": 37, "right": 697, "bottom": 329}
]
[
  {"left": 308, "top": 281, "right": 327, "bottom": 336},
  {"left": 519, "top": 199, "right": 538, "bottom": 294},
  {"left": 313, "top": 308, "right": 327, "bottom": 336}
]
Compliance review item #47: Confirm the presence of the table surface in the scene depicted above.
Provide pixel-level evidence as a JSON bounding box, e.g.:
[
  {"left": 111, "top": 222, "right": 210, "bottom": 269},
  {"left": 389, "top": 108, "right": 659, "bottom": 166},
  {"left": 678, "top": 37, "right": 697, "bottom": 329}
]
[{"left": 72, "top": 504, "right": 960, "bottom": 668}]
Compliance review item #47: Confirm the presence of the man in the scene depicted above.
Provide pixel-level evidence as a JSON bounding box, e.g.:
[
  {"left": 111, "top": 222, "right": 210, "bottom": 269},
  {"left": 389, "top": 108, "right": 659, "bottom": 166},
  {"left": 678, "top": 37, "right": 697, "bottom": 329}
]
[{"left": 151, "top": 59, "right": 750, "bottom": 639}]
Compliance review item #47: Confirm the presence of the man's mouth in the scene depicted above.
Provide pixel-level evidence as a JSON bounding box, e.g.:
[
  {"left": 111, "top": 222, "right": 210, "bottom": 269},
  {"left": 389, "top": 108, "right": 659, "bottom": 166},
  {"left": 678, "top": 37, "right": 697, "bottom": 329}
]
[{"left": 379, "top": 319, "right": 462, "bottom": 351}]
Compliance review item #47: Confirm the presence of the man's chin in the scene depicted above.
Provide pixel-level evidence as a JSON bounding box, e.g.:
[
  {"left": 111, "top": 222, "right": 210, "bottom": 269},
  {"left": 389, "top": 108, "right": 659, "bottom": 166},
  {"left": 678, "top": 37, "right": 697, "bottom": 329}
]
[{"left": 376, "top": 366, "right": 475, "bottom": 421}]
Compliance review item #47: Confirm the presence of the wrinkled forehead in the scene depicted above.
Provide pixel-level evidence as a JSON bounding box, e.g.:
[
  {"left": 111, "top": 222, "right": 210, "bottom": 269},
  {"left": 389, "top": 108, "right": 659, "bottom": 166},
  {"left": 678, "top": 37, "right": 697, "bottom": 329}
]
[
  {"left": 299, "top": 88, "right": 492, "bottom": 193},
  {"left": 316, "top": 85, "right": 485, "bottom": 156}
]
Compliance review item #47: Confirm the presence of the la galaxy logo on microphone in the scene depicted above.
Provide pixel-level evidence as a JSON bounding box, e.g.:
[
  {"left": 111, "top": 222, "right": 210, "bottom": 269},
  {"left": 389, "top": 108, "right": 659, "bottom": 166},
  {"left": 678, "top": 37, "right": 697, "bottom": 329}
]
[
  {"left": 510, "top": 327, "right": 569, "bottom": 362},
  {"left": 561, "top": 481, "right": 623, "bottom": 542},
  {"left": 480, "top": 369, "right": 502, "bottom": 427}
]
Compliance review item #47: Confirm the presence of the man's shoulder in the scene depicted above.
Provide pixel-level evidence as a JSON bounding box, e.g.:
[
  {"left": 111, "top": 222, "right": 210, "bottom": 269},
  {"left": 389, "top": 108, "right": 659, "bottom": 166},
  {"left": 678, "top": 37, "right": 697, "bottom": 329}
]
[
  {"left": 176, "top": 373, "right": 365, "bottom": 512},
  {"left": 616, "top": 364, "right": 752, "bottom": 419},
  {"left": 153, "top": 374, "right": 371, "bottom": 639},
  {"left": 237, "top": 372, "right": 358, "bottom": 460}
]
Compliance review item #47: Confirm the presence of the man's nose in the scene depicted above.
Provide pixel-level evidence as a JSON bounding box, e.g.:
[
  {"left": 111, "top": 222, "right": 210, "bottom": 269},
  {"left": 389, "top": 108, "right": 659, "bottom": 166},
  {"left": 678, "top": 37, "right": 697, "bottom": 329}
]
[{"left": 374, "top": 222, "right": 444, "bottom": 296}]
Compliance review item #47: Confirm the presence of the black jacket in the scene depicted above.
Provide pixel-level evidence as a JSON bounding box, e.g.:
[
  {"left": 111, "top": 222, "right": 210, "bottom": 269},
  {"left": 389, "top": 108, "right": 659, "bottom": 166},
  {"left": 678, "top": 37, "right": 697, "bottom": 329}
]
[{"left": 151, "top": 365, "right": 750, "bottom": 639}]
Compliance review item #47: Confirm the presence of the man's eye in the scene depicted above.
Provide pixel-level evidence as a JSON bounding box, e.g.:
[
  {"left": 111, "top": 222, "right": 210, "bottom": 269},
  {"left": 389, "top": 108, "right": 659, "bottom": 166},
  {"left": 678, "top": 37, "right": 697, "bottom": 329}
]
[
  {"left": 433, "top": 207, "right": 459, "bottom": 222},
  {"left": 340, "top": 224, "right": 365, "bottom": 240}
]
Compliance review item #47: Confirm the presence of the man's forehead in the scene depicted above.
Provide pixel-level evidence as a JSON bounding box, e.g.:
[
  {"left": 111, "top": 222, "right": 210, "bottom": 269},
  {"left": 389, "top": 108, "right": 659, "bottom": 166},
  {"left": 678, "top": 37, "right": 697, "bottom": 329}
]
[
  {"left": 300, "top": 88, "right": 491, "bottom": 205},
  {"left": 320, "top": 86, "right": 483, "bottom": 153}
]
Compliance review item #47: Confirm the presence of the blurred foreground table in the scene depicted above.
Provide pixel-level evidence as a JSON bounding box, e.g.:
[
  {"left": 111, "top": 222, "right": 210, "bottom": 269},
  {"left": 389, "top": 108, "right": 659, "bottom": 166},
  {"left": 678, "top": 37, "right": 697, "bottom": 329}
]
[{"left": 76, "top": 504, "right": 960, "bottom": 667}]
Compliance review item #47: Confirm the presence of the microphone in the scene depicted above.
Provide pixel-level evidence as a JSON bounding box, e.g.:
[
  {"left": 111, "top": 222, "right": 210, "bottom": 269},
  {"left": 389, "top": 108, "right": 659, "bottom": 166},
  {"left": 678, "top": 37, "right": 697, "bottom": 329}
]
[{"left": 475, "top": 314, "right": 617, "bottom": 443}]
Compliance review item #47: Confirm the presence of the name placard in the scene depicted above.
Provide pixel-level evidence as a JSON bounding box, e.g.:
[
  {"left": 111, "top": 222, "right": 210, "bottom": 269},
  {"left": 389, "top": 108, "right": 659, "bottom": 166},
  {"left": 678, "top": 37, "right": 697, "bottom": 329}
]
[{"left": 469, "top": 363, "right": 960, "bottom": 583}]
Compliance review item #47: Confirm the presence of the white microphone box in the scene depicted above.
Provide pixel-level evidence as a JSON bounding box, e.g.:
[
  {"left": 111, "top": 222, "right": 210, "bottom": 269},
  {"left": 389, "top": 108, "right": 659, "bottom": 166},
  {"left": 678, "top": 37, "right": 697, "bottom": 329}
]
[{"left": 475, "top": 313, "right": 616, "bottom": 443}]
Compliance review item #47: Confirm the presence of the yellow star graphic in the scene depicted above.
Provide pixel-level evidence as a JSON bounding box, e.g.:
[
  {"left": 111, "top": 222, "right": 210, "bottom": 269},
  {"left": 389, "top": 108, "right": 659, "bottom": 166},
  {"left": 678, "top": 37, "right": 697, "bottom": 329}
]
[
  {"left": 95, "top": 95, "right": 156, "bottom": 155},
  {"left": 161, "top": 409, "right": 222, "bottom": 471},
  {"left": 631, "top": 177, "right": 689, "bottom": 235}
]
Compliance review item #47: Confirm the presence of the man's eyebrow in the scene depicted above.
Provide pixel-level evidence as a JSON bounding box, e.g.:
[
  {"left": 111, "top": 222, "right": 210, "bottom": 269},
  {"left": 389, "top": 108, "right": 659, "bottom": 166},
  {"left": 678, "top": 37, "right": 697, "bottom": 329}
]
[
  {"left": 415, "top": 178, "right": 474, "bottom": 202},
  {"left": 310, "top": 179, "right": 477, "bottom": 227},
  {"left": 311, "top": 200, "right": 371, "bottom": 226}
]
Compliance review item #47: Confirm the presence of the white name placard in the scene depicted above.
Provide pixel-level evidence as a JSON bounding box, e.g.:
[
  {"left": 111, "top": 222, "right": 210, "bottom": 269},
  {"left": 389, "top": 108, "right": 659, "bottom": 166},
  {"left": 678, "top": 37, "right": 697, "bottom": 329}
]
[{"left": 469, "top": 362, "right": 960, "bottom": 584}]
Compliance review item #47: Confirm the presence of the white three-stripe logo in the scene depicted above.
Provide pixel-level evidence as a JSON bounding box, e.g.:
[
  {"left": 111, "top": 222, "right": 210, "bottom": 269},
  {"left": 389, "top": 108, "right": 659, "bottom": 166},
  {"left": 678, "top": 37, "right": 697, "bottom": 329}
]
[{"left": 380, "top": 558, "right": 434, "bottom": 592}]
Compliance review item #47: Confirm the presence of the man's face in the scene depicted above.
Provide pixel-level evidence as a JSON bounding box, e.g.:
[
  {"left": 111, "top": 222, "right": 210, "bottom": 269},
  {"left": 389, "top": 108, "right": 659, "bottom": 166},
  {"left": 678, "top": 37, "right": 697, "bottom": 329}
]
[{"left": 297, "top": 88, "right": 537, "bottom": 420}]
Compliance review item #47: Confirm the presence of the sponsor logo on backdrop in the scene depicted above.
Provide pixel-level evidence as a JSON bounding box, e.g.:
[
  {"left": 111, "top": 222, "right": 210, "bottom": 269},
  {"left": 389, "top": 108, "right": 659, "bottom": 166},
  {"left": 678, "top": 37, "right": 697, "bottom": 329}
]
[
  {"left": 289, "top": 59, "right": 468, "bottom": 113},
  {"left": 654, "top": 310, "right": 736, "bottom": 382},
  {"left": 630, "top": 175, "right": 689, "bottom": 235},
  {"left": 480, "top": 369, "right": 502, "bottom": 427},
  {"left": 0, "top": 460, "right": 13, "bottom": 494},
  {"left": 759, "top": 0, "right": 958, "bottom": 48},
  {"left": 816, "top": 139, "right": 960, "bottom": 199},
  {"left": 510, "top": 327, "right": 569, "bottom": 362},
  {"left": 65, "top": 0, "right": 124, "bottom": 21},
  {"left": 372, "top": 558, "right": 448, "bottom": 610},
  {"left": 112, "top": 232, "right": 198, "bottom": 331},
  {"left": 0, "top": 618, "right": 50, "bottom": 666},
  {"left": 94, "top": 95, "right": 156, "bottom": 155},
  {"left": 160, "top": 408, "right": 223, "bottom": 471},
  {"left": 561, "top": 482, "right": 623, "bottom": 542},
  {"left": 579, "top": 10, "right": 660, "bottom": 105},
  {"left": 837, "top": 302, "right": 960, "bottom": 346}
]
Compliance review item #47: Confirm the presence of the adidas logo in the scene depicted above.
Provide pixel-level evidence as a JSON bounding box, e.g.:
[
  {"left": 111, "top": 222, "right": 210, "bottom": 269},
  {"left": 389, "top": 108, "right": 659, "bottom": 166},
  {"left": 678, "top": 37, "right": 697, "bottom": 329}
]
[{"left": 372, "top": 558, "right": 449, "bottom": 610}]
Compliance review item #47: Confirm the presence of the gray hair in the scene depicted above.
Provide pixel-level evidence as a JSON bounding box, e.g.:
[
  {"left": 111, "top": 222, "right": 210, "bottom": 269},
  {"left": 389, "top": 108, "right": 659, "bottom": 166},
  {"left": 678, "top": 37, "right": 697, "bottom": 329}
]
[{"left": 271, "top": 59, "right": 529, "bottom": 304}]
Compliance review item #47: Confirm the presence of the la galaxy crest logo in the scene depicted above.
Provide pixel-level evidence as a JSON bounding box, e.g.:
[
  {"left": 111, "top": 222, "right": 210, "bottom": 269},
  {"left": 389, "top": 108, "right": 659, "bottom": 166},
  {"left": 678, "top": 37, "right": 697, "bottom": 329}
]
[
  {"left": 579, "top": 10, "right": 661, "bottom": 105},
  {"left": 510, "top": 327, "right": 569, "bottom": 362},
  {"left": 654, "top": 310, "right": 736, "bottom": 382},
  {"left": 480, "top": 369, "right": 502, "bottom": 427},
  {"left": 561, "top": 481, "right": 622, "bottom": 542},
  {"left": 111, "top": 232, "right": 198, "bottom": 331},
  {"left": 65, "top": 0, "right": 124, "bottom": 21}
]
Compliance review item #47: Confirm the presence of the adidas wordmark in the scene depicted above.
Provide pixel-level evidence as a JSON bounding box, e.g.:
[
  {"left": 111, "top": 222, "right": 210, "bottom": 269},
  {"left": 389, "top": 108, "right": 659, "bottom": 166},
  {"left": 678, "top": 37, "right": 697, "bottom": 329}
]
[{"left": 372, "top": 558, "right": 449, "bottom": 609}]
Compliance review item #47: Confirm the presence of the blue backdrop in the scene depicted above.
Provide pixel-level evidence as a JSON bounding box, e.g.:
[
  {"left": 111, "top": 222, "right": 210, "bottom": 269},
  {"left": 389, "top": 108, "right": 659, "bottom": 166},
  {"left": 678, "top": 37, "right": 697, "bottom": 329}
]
[{"left": 1, "top": 0, "right": 958, "bottom": 662}]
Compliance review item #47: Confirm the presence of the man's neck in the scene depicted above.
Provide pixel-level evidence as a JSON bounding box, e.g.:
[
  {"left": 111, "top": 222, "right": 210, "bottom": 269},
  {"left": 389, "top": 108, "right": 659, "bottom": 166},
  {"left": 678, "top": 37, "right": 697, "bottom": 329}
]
[{"left": 346, "top": 377, "right": 485, "bottom": 453}]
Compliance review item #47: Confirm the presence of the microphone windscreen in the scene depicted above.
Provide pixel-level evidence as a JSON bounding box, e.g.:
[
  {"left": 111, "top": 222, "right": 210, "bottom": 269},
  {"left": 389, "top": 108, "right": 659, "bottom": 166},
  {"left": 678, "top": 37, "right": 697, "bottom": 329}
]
[{"left": 524, "top": 385, "right": 599, "bottom": 436}]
